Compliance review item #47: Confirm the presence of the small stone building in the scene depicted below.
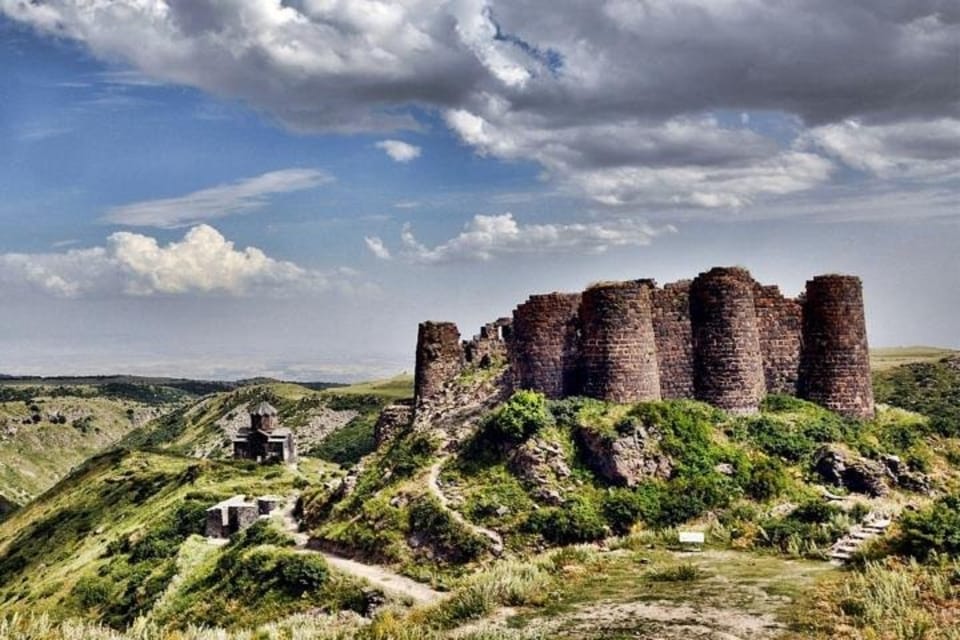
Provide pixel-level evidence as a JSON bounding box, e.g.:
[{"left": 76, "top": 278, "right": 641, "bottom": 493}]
[
  {"left": 232, "top": 401, "right": 298, "bottom": 464},
  {"left": 205, "top": 494, "right": 284, "bottom": 538}
]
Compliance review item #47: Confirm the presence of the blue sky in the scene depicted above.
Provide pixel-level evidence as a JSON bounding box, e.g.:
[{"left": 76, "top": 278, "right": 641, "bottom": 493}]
[{"left": 0, "top": 3, "right": 957, "bottom": 380}]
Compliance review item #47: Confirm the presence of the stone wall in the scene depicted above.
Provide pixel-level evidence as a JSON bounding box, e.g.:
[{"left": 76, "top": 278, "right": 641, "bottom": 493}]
[
  {"left": 753, "top": 284, "right": 803, "bottom": 394},
  {"left": 464, "top": 318, "right": 511, "bottom": 369},
  {"left": 798, "top": 275, "right": 875, "bottom": 418},
  {"left": 652, "top": 280, "right": 695, "bottom": 399},
  {"left": 374, "top": 402, "right": 414, "bottom": 447},
  {"left": 410, "top": 267, "right": 874, "bottom": 420},
  {"left": 510, "top": 293, "right": 582, "bottom": 398},
  {"left": 580, "top": 280, "right": 662, "bottom": 402},
  {"left": 414, "top": 321, "right": 463, "bottom": 403},
  {"left": 690, "top": 267, "right": 766, "bottom": 414}
]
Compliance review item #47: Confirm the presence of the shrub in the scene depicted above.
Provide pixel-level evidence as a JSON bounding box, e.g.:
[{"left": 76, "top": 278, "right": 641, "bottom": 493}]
[
  {"left": 408, "top": 497, "right": 487, "bottom": 563},
  {"left": 602, "top": 485, "right": 662, "bottom": 535},
  {"left": 656, "top": 474, "right": 740, "bottom": 527},
  {"left": 483, "top": 391, "right": 553, "bottom": 441},
  {"left": 646, "top": 562, "right": 702, "bottom": 582},
  {"left": 745, "top": 457, "right": 788, "bottom": 501},
  {"left": 277, "top": 554, "right": 329, "bottom": 595},
  {"left": 897, "top": 494, "right": 960, "bottom": 560},
  {"left": 526, "top": 495, "right": 607, "bottom": 544}
]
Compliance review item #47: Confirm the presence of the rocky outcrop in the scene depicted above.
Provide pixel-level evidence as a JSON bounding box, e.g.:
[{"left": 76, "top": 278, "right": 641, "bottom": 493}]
[
  {"left": 373, "top": 403, "right": 413, "bottom": 447},
  {"left": 813, "top": 445, "right": 890, "bottom": 497},
  {"left": 507, "top": 437, "right": 571, "bottom": 492},
  {"left": 576, "top": 424, "right": 673, "bottom": 487}
]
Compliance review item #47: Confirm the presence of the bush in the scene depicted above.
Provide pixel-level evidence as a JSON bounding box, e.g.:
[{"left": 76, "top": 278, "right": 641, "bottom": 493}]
[
  {"left": 526, "top": 495, "right": 607, "bottom": 544},
  {"left": 277, "top": 554, "right": 329, "bottom": 595},
  {"left": 408, "top": 497, "right": 487, "bottom": 563},
  {"left": 746, "top": 457, "right": 788, "bottom": 501},
  {"left": 897, "top": 494, "right": 960, "bottom": 560},
  {"left": 483, "top": 391, "right": 553, "bottom": 441},
  {"left": 646, "top": 562, "right": 702, "bottom": 582},
  {"left": 656, "top": 474, "right": 741, "bottom": 527},
  {"left": 602, "top": 485, "right": 662, "bottom": 535}
]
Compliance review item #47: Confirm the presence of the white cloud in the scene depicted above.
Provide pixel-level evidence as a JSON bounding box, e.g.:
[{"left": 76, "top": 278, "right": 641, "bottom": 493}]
[
  {"left": 445, "top": 108, "right": 834, "bottom": 207},
  {"left": 102, "top": 168, "right": 332, "bottom": 228},
  {"left": 0, "top": 225, "right": 355, "bottom": 297},
  {"left": 375, "top": 139, "right": 422, "bottom": 163},
  {"left": 2, "top": 0, "right": 957, "bottom": 215},
  {"left": 802, "top": 118, "right": 960, "bottom": 180},
  {"left": 364, "top": 236, "right": 392, "bottom": 260},
  {"left": 371, "top": 212, "right": 675, "bottom": 263}
]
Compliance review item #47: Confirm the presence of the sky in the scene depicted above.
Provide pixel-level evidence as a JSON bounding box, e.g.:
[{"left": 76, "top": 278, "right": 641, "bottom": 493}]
[{"left": 0, "top": 1, "right": 957, "bottom": 381}]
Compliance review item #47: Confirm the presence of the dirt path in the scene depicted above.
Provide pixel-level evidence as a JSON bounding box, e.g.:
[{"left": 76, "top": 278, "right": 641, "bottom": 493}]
[
  {"left": 427, "top": 459, "right": 504, "bottom": 554},
  {"left": 279, "top": 497, "right": 443, "bottom": 605}
]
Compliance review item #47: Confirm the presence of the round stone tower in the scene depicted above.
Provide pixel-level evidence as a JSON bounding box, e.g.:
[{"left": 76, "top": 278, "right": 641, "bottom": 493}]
[
  {"left": 509, "top": 293, "right": 582, "bottom": 398},
  {"left": 798, "top": 275, "right": 874, "bottom": 419},
  {"left": 690, "top": 267, "right": 766, "bottom": 414},
  {"left": 580, "top": 280, "right": 662, "bottom": 403},
  {"left": 414, "top": 321, "right": 463, "bottom": 403}
]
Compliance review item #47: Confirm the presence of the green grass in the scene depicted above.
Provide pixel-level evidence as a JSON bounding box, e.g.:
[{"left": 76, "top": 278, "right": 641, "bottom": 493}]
[
  {"left": 870, "top": 346, "right": 957, "bottom": 371},
  {"left": 319, "top": 375, "right": 414, "bottom": 402}
]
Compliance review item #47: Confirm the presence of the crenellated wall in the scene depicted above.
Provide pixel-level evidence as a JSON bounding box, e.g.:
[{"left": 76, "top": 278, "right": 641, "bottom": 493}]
[
  {"left": 580, "top": 280, "right": 661, "bottom": 403},
  {"left": 689, "top": 267, "right": 766, "bottom": 415},
  {"left": 652, "top": 280, "right": 695, "bottom": 400},
  {"left": 411, "top": 267, "right": 874, "bottom": 420},
  {"left": 753, "top": 284, "right": 803, "bottom": 395},
  {"left": 798, "top": 275, "right": 875, "bottom": 419},
  {"left": 509, "top": 293, "right": 582, "bottom": 398}
]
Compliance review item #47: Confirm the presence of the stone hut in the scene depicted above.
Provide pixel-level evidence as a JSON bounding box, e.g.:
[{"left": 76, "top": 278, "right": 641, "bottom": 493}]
[{"left": 232, "top": 402, "right": 298, "bottom": 464}]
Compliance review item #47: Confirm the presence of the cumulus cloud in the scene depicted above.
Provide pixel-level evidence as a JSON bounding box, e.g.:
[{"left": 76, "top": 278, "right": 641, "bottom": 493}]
[
  {"left": 802, "top": 118, "right": 960, "bottom": 180},
  {"left": 102, "top": 168, "right": 332, "bottom": 228},
  {"left": 2, "top": 0, "right": 956, "bottom": 212},
  {"left": 375, "top": 139, "right": 422, "bottom": 163},
  {"left": 364, "top": 236, "right": 392, "bottom": 260},
  {"left": 0, "top": 225, "right": 354, "bottom": 297},
  {"left": 368, "top": 213, "right": 675, "bottom": 263}
]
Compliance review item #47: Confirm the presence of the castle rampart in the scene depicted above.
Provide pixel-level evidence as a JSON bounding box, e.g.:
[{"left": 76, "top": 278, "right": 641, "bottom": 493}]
[
  {"left": 753, "top": 284, "right": 803, "bottom": 395},
  {"left": 798, "top": 275, "right": 875, "bottom": 419},
  {"left": 580, "top": 280, "right": 661, "bottom": 403},
  {"left": 414, "top": 321, "right": 463, "bottom": 403},
  {"left": 509, "top": 293, "right": 582, "bottom": 398},
  {"left": 411, "top": 267, "right": 874, "bottom": 420},
  {"left": 689, "top": 267, "right": 766, "bottom": 415},
  {"left": 652, "top": 280, "right": 695, "bottom": 400}
]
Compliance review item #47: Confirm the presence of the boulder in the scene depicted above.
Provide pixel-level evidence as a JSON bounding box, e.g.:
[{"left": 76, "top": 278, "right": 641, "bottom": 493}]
[
  {"left": 813, "top": 445, "right": 889, "bottom": 497},
  {"left": 576, "top": 424, "right": 672, "bottom": 487}
]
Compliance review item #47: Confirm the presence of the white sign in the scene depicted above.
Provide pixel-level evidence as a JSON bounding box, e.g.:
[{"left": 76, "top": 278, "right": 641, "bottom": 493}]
[{"left": 678, "top": 531, "right": 705, "bottom": 544}]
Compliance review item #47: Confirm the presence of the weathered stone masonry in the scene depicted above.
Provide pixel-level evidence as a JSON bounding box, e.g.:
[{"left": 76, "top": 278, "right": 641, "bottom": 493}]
[
  {"left": 412, "top": 267, "right": 874, "bottom": 419},
  {"left": 580, "top": 280, "right": 661, "bottom": 403},
  {"left": 798, "top": 275, "right": 875, "bottom": 419},
  {"left": 509, "top": 293, "right": 582, "bottom": 399},
  {"left": 690, "top": 267, "right": 766, "bottom": 415}
]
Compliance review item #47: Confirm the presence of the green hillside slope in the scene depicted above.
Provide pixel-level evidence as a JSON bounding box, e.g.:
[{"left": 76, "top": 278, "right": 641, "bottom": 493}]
[{"left": 0, "top": 385, "right": 185, "bottom": 506}]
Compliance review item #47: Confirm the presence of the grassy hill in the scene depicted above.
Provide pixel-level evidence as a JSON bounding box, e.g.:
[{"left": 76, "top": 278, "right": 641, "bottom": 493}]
[
  {"left": 3, "top": 363, "right": 960, "bottom": 638},
  {"left": 122, "top": 375, "right": 414, "bottom": 465},
  {"left": 870, "top": 346, "right": 957, "bottom": 371},
  {"left": 0, "top": 384, "right": 187, "bottom": 506}
]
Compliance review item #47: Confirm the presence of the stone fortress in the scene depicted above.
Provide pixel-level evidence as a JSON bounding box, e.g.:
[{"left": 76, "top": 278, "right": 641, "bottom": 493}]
[{"left": 413, "top": 267, "right": 874, "bottom": 419}]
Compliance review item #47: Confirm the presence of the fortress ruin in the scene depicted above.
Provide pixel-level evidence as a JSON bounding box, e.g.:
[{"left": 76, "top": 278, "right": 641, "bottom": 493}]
[{"left": 413, "top": 267, "right": 874, "bottom": 419}]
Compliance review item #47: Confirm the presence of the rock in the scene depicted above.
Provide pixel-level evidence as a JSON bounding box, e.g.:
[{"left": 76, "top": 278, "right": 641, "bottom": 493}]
[
  {"left": 374, "top": 403, "right": 414, "bottom": 447},
  {"left": 535, "top": 488, "right": 565, "bottom": 506},
  {"left": 714, "top": 462, "right": 735, "bottom": 476},
  {"left": 576, "top": 423, "right": 672, "bottom": 487},
  {"left": 813, "top": 445, "right": 889, "bottom": 497},
  {"left": 494, "top": 505, "right": 510, "bottom": 517},
  {"left": 508, "top": 436, "right": 573, "bottom": 489}
]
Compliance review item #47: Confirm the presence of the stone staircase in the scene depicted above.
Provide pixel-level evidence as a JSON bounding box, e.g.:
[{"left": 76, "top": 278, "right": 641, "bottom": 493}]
[{"left": 828, "top": 511, "right": 894, "bottom": 564}]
